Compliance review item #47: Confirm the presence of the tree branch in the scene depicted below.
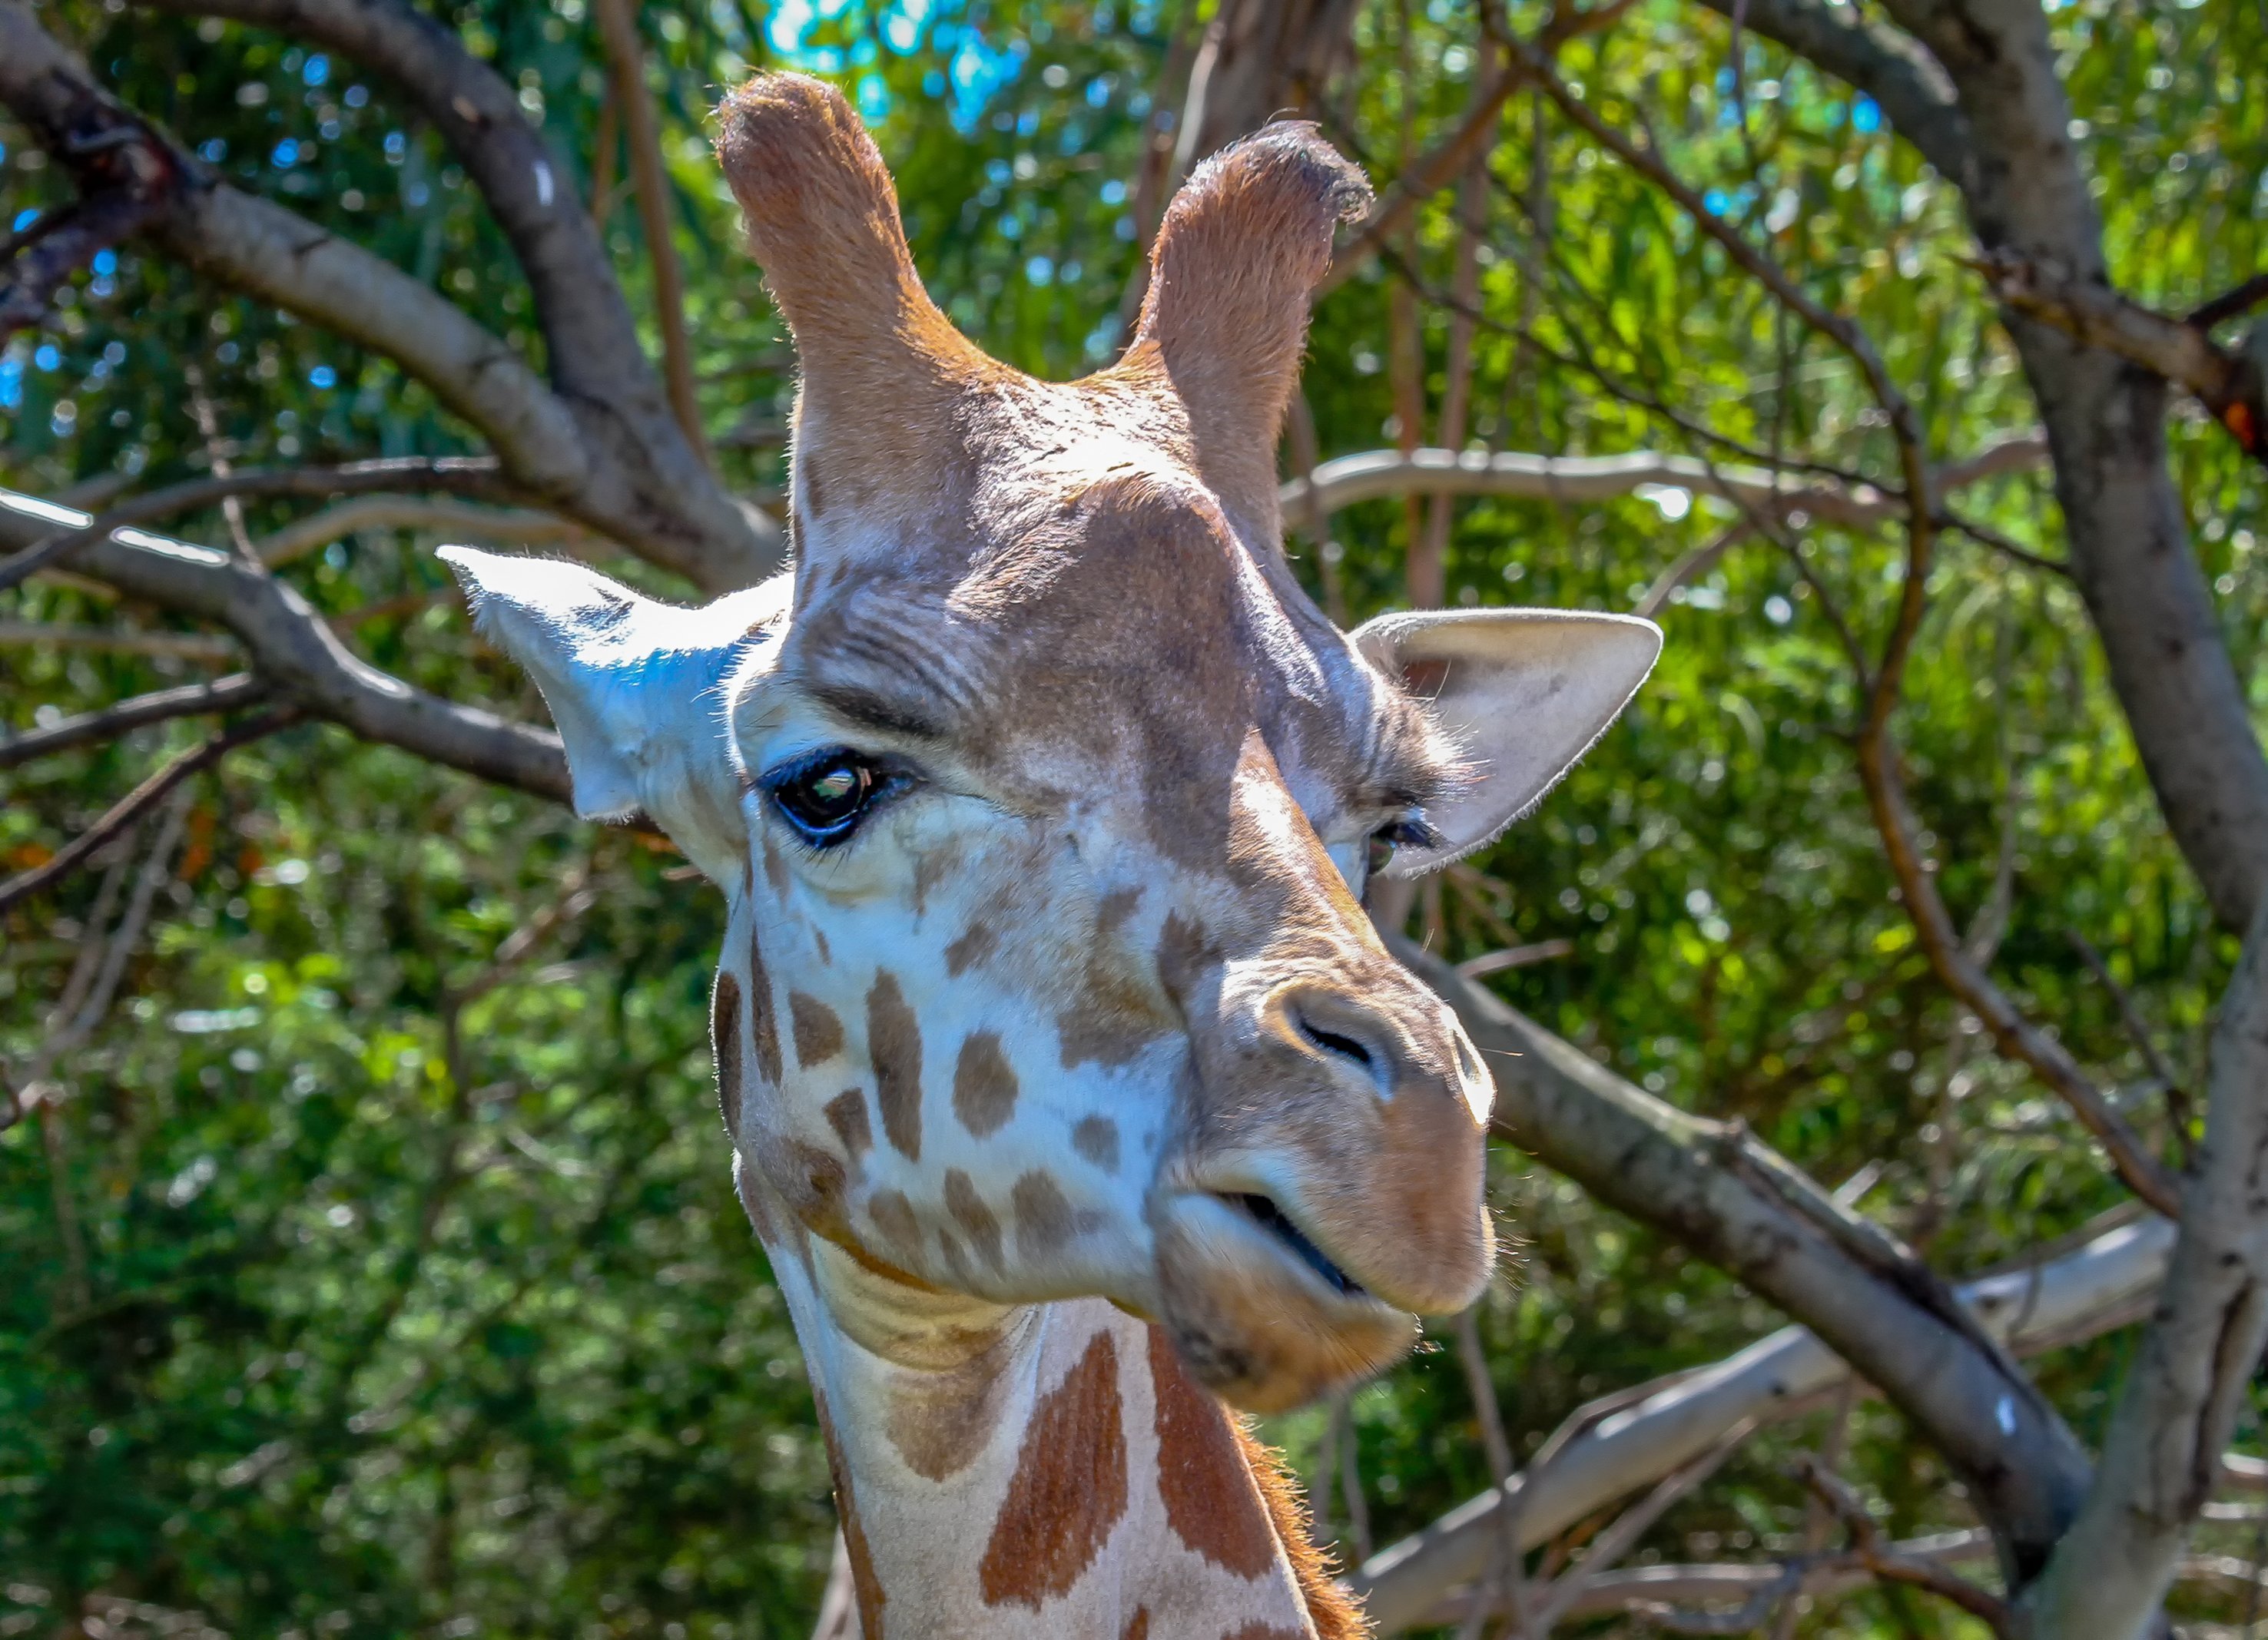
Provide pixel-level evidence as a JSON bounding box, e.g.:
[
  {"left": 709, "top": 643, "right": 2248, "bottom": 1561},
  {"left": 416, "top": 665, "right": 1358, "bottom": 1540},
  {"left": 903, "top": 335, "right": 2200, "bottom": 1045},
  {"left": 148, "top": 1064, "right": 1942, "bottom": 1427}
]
[
  {"left": 0, "top": 486, "right": 572, "bottom": 804},
  {"left": 2021, "top": 900, "right": 2268, "bottom": 1638},
  {"left": 1355, "top": 1199, "right": 2172, "bottom": 1632},
  {"left": 0, "top": 707, "right": 299, "bottom": 916},
  {"left": 0, "top": 0, "right": 778, "bottom": 592},
  {"left": 1365, "top": 937, "right": 2099, "bottom": 1617},
  {"left": 0, "top": 459, "right": 515, "bottom": 594},
  {"left": 0, "top": 673, "right": 267, "bottom": 770},
  {"left": 1686, "top": 0, "right": 1972, "bottom": 186},
  {"left": 592, "top": 0, "right": 706, "bottom": 463},
  {"left": 1278, "top": 433, "right": 2046, "bottom": 539},
  {"left": 252, "top": 495, "right": 598, "bottom": 568},
  {"left": 1973, "top": 250, "right": 2266, "bottom": 461}
]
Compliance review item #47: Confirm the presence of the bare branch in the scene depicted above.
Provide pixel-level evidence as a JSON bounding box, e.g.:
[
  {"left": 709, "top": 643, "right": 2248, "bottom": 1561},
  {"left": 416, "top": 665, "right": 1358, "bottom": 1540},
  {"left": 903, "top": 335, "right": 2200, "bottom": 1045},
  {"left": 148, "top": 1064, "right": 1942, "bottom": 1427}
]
[
  {"left": 1455, "top": 939, "right": 1573, "bottom": 978},
  {"left": 0, "top": 0, "right": 779, "bottom": 592},
  {"left": 1356, "top": 1202, "right": 2170, "bottom": 1632},
  {"left": 254, "top": 495, "right": 599, "bottom": 568},
  {"left": 1796, "top": 1459, "right": 2012, "bottom": 1634},
  {"left": 1360, "top": 943, "right": 2108, "bottom": 1625},
  {"left": 2022, "top": 900, "right": 2268, "bottom": 1637},
  {"left": 2067, "top": 927, "right": 2195, "bottom": 1161},
  {"left": 0, "top": 458, "right": 514, "bottom": 594},
  {"left": 1279, "top": 433, "right": 2046, "bottom": 539},
  {"left": 0, "top": 620, "right": 237, "bottom": 661},
  {"left": 1854, "top": 736, "right": 2183, "bottom": 1215},
  {"left": 1975, "top": 250, "right": 2266, "bottom": 462},
  {"left": 0, "top": 673, "right": 267, "bottom": 770},
  {"left": 0, "top": 707, "right": 298, "bottom": 917},
  {"left": 592, "top": 0, "right": 707, "bottom": 463},
  {"left": 0, "top": 486, "right": 572, "bottom": 804},
  {"left": 2188, "top": 271, "right": 2268, "bottom": 333}
]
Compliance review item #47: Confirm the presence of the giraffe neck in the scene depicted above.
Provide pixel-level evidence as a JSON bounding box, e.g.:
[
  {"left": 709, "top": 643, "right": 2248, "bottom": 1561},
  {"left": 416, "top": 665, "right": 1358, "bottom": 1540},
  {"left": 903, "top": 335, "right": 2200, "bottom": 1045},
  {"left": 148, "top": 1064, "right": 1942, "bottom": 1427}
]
[{"left": 738, "top": 1161, "right": 1359, "bottom": 1640}]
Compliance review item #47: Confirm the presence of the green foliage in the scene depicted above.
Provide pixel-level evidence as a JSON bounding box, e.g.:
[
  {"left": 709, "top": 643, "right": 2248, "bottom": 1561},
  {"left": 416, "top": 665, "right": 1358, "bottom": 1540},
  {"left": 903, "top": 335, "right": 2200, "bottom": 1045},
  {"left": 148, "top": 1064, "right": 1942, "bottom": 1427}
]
[{"left": 5, "top": 0, "right": 2266, "bottom": 1635}]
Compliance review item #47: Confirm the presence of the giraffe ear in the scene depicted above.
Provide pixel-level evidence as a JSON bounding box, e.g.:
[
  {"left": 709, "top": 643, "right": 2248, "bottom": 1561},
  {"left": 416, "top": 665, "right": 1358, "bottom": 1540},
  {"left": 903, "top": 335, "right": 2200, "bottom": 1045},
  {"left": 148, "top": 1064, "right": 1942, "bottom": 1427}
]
[
  {"left": 1351, "top": 608, "right": 1663, "bottom": 875},
  {"left": 440, "top": 547, "right": 781, "bottom": 884}
]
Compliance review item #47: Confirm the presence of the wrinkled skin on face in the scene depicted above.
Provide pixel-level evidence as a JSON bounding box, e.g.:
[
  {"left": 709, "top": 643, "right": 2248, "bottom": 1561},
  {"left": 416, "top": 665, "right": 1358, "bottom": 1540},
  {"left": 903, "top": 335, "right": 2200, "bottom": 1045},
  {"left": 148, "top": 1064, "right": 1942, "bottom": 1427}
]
[{"left": 449, "top": 72, "right": 1659, "bottom": 1416}]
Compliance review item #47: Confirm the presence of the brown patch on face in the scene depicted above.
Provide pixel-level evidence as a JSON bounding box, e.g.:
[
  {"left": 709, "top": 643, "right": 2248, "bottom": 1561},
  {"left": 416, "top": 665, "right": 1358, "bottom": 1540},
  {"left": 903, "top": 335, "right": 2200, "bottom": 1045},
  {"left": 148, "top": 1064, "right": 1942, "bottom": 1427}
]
[
  {"left": 748, "top": 929, "right": 784, "bottom": 1086},
  {"left": 1121, "top": 1610, "right": 1150, "bottom": 1640},
  {"left": 1215, "top": 1626, "right": 1303, "bottom": 1640},
  {"left": 813, "top": 1384, "right": 887, "bottom": 1640},
  {"left": 952, "top": 1030, "right": 1020, "bottom": 1138},
  {"left": 867, "top": 969, "right": 923, "bottom": 1161},
  {"left": 1096, "top": 886, "right": 1142, "bottom": 932},
  {"left": 1012, "top": 1171, "right": 1077, "bottom": 1263},
  {"left": 777, "top": 1139, "right": 851, "bottom": 1238},
  {"left": 762, "top": 835, "right": 791, "bottom": 899},
  {"left": 1148, "top": 1324, "right": 1279, "bottom": 1578},
  {"left": 804, "top": 452, "right": 827, "bottom": 519},
  {"left": 1156, "top": 911, "right": 1220, "bottom": 1007},
  {"left": 824, "top": 1088, "right": 871, "bottom": 1157},
  {"left": 1070, "top": 1115, "right": 1120, "bottom": 1174},
  {"left": 791, "top": 991, "right": 846, "bottom": 1067},
  {"left": 813, "top": 926, "right": 831, "bottom": 965},
  {"left": 978, "top": 1330, "right": 1129, "bottom": 1608},
  {"left": 945, "top": 919, "right": 999, "bottom": 977},
  {"left": 711, "top": 971, "right": 744, "bottom": 1142},
  {"left": 944, "top": 1168, "right": 1005, "bottom": 1273},
  {"left": 867, "top": 1188, "right": 921, "bottom": 1263}
]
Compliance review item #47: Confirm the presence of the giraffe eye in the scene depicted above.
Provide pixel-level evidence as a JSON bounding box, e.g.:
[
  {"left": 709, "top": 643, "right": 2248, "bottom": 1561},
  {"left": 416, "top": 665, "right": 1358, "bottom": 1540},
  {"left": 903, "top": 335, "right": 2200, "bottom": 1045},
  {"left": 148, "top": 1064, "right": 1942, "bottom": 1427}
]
[
  {"left": 767, "top": 748, "right": 886, "bottom": 847},
  {"left": 1367, "top": 817, "right": 1441, "bottom": 877}
]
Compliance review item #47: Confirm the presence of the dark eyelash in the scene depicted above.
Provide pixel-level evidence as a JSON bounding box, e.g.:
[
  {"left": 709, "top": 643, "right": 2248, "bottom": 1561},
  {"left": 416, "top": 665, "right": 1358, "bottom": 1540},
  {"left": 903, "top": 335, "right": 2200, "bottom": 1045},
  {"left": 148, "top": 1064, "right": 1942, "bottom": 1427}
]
[{"left": 1378, "top": 817, "right": 1443, "bottom": 851}]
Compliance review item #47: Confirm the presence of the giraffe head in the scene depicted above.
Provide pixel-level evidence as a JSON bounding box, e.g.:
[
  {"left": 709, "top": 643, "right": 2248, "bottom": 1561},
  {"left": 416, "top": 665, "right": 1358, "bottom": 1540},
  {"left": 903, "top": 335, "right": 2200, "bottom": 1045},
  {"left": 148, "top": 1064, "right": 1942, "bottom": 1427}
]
[{"left": 444, "top": 75, "right": 1658, "bottom": 1414}]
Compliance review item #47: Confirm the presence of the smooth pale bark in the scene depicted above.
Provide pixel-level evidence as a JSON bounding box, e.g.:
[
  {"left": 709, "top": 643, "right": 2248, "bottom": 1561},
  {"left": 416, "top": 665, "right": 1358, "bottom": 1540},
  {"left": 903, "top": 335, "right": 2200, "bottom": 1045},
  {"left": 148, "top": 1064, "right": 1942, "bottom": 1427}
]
[
  {"left": 2020, "top": 908, "right": 2268, "bottom": 1639},
  {"left": 1354, "top": 1205, "right": 2170, "bottom": 1632},
  {"left": 1392, "top": 939, "right": 2097, "bottom": 1591},
  {"left": 1277, "top": 436, "right": 2047, "bottom": 535}
]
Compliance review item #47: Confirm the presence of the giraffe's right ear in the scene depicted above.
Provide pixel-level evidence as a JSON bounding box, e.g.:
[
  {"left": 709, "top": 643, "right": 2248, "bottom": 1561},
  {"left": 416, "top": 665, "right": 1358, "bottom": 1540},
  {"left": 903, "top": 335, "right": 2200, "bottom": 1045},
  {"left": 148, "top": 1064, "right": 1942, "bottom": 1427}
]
[{"left": 439, "top": 548, "right": 781, "bottom": 885}]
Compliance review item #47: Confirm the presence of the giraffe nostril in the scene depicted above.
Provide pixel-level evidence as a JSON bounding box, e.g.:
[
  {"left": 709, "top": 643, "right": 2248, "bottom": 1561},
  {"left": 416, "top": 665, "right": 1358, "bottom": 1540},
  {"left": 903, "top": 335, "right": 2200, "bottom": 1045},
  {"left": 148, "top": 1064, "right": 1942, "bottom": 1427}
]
[{"left": 1298, "top": 1020, "right": 1374, "bottom": 1071}]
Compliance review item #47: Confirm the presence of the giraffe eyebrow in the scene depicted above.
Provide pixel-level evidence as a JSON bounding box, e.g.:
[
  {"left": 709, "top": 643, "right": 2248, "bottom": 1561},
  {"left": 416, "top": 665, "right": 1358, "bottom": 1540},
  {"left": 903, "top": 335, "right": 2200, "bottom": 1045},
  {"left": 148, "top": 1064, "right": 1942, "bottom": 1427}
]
[{"left": 806, "top": 680, "right": 953, "bottom": 743}]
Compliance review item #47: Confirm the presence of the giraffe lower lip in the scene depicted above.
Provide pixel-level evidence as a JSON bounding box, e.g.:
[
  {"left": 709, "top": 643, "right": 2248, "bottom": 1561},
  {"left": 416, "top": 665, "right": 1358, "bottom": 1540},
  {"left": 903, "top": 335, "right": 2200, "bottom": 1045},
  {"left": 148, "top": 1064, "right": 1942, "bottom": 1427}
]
[{"left": 1221, "top": 1192, "right": 1365, "bottom": 1298}]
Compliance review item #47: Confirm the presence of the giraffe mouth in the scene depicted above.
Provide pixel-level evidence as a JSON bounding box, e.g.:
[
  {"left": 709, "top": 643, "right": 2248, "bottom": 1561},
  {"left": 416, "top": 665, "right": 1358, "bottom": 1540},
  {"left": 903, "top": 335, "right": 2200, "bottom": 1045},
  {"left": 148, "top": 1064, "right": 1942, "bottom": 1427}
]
[{"left": 1221, "top": 1192, "right": 1365, "bottom": 1299}]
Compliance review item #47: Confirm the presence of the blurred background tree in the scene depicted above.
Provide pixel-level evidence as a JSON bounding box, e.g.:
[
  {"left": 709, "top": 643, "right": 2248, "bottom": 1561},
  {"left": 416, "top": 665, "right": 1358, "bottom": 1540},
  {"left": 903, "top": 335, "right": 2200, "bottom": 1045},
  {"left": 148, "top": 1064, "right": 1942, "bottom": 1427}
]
[{"left": 2, "top": 0, "right": 2264, "bottom": 1635}]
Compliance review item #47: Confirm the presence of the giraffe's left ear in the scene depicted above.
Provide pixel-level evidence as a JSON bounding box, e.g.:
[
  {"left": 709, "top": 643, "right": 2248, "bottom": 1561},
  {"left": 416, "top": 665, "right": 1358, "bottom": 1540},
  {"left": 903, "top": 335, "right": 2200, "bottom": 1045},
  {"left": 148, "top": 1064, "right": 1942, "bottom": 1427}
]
[
  {"left": 440, "top": 547, "right": 782, "bottom": 885},
  {"left": 1352, "top": 608, "right": 1663, "bottom": 876}
]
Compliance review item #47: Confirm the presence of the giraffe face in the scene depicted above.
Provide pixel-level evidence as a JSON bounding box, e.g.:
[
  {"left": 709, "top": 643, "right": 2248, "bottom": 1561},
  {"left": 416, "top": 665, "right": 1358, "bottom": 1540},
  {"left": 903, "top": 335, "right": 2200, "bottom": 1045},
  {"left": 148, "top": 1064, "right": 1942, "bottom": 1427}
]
[{"left": 441, "top": 74, "right": 1660, "bottom": 1413}]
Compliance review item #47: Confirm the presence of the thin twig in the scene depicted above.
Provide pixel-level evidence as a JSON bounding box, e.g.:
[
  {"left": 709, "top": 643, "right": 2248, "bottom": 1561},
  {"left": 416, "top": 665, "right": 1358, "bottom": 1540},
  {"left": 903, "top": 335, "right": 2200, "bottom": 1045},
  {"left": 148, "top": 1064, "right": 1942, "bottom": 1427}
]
[
  {"left": 592, "top": 0, "right": 707, "bottom": 462},
  {"left": 1794, "top": 1458, "right": 2012, "bottom": 1635},
  {"left": 0, "top": 458, "right": 512, "bottom": 593},
  {"left": 0, "top": 708, "right": 299, "bottom": 916},
  {"left": 0, "top": 674, "right": 268, "bottom": 771},
  {"left": 2067, "top": 927, "right": 2196, "bottom": 1165}
]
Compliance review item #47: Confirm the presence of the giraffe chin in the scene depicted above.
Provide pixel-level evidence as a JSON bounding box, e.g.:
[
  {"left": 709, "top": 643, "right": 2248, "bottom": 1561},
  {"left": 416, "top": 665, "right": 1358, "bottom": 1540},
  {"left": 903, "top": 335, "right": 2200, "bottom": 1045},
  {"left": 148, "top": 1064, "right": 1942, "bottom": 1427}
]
[{"left": 1149, "top": 1190, "right": 1421, "bottom": 1414}]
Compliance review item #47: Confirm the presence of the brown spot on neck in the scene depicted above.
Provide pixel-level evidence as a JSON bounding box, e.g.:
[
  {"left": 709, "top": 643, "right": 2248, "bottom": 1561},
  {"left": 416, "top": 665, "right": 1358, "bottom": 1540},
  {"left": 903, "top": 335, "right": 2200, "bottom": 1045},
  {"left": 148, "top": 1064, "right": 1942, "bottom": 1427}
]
[
  {"left": 884, "top": 1307, "right": 1020, "bottom": 1481},
  {"left": 1147, "top": 1325, "right": 1280, "bottom": 1579},
  {"left": 1071, "top": 1115, "right": 1120, "bottom": 1174},
  {"left": 1120, "top": 1609, "right": 1150, "bottom": 1640},
  {"left": 867, "top": 970, "right": 923, "bottom": 1161},
  {"left": 824, "top": 1088, "right": 872, "bottom": 1156},
  {"left": 978, "top": 1330, "right": 1129, "bottom": 1608},
  {"left": 748, "top": 930, "right": 784, "bottom": 1085},
  {"left": 945, "top": 919, "right": 999, "bottom": 977},
  {"left": 953, "top": 1030, "right": 1020, "bottom": 1138},
  {"left": 792, "top": 991, "right": 847, "bottom": 1066},
  {"left": 711, "top": 971, "right": 744, "bottom": 1142}
]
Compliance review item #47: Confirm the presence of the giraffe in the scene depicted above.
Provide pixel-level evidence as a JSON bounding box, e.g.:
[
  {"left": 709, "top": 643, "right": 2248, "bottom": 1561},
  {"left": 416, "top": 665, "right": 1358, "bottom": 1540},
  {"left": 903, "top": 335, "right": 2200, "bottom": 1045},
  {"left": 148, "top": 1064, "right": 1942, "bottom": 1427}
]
[{"left": 441, "top": 73, "right": 1660, "bottom": 1639}]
